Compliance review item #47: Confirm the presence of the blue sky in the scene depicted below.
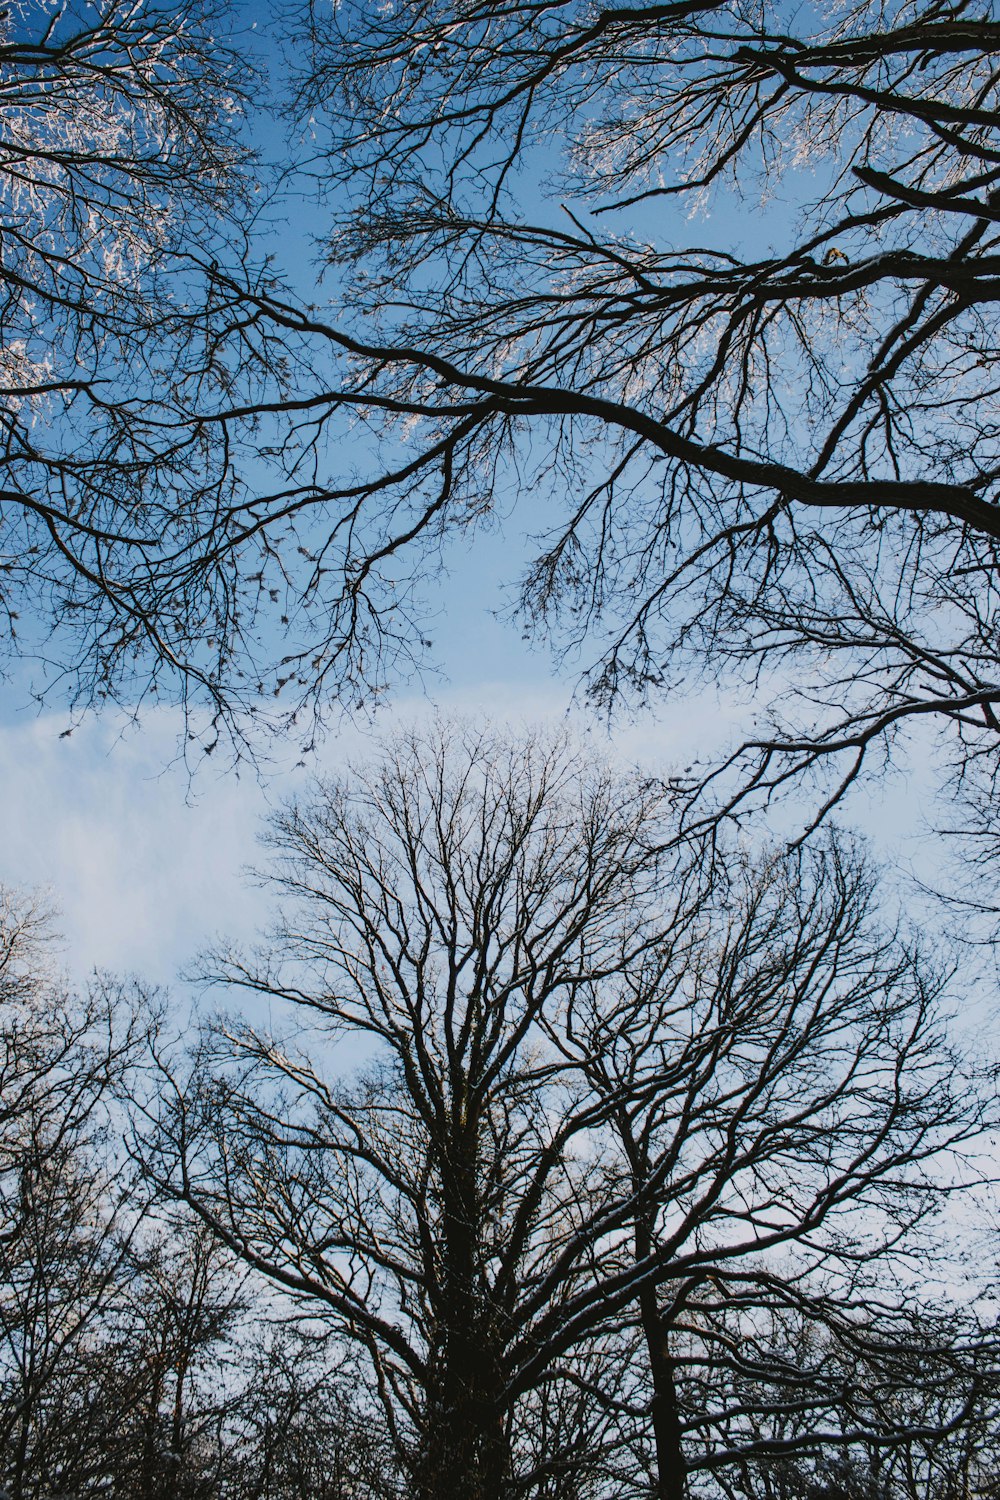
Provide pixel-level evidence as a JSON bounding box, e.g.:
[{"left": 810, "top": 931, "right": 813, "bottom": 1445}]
[
  {"left": 0, "top": 1, "right": 951, "bottom": 999},
  {"left": 0, "top": 622, "right": 752, "bottom": 987}
]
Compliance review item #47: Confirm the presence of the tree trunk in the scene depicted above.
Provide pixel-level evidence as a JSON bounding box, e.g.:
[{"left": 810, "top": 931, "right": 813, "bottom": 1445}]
[
  {"left": 416, "top": 1338, "right": 509, "bottom": 1500},
  {"left": 635, "top": 1209, "right": 687, "bottom": 1500},
  {"left": 415, "top": 1127, "right": 510, "bottom": 1500},
  {"left": 640, "top": 1289, "right": 687, "bottom": 1500}
]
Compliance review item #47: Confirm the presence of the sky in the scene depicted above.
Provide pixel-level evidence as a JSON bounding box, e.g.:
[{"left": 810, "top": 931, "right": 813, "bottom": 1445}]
[
  {"left": 0, "top": 470, "right": 943, "bottom": 999},
  {"left": 0, "top": 580, "right": 759, "bottom": 989},
  {"left": 0, "top": 1, "right": 959, "bottom": 1010},
  {"left": 0, "top": 632, "right": 938, "bottom": 1000},
  {"left": 0, "top": 588, "right": 575, "bottom": 986}
]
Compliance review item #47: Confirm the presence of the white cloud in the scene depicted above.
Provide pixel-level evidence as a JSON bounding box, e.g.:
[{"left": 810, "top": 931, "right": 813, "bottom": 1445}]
[
  {"left": 0, "top": 708, "right": 267, "bottom": 984},
  {"left": 0, "top": 680, "right": 744, "bottom": 990}
]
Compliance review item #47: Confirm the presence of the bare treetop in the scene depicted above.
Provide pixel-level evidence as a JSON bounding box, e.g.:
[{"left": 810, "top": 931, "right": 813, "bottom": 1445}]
[
  {"left": 0, "top": 0, "right": 262, "bottom": 731},
  {"left": 5, "top": 0, "right": 1000, "bottom": 849},
  {"left": 149, "top": 723, "right": 996, "bottom": 1500},
  {"left": 192, "top": 0, "right": 996, "bottom": 827}
]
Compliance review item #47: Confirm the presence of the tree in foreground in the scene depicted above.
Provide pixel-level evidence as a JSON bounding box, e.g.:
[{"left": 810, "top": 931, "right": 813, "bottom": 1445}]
[
  {"left": 146, "top": 0, "right": 997, "bottom": 814},
  {"left": 7, "top": 0, "right": 1000, "bottom": 845},
  {"left": 0, "top": 0, "right": 274, "bottom": 727},
  {"left": 147, "top": 724, "right": 997, "bottom": 1500}
]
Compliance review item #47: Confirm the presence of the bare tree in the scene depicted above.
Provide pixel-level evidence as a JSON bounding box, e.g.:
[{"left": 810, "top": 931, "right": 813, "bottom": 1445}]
[
  {"left": 145, "top": 724, "right": 994, "bottom": 1500},
  {"left": 149, "top": 723, "right": 680, "bottom": 1499},
  {"left": 102, "top": 1223, "right": 252, "bottom": 1500},
  {"left": 0, "top": 887, "right": 155, "bottom": 1498},
  {"left": 643, "top": 1294, "right": 1000, "bottom": 1500},
  {"left": 0, "top": 0, "right": 273, "bottom": 727},
  {"left": 535, "top": 834, "right": 997, "bottom": 1500},
  {"left": 0, "top": 883, "right": 406, "bottom": 1499},
  {"left": 130, "top": 0, "right": 998, "bottom": 804},
  {"left": 224, "top": 1327, "right": 403, "bottom": 1500},
  {"left": 10, "top": 0, "right": 1000, "bottom": 811}
]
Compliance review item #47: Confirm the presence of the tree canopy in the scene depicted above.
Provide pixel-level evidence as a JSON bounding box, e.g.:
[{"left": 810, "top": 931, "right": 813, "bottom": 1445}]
[
  {"left": 5, "top": 0, "right": 1000, "bottom": 852},
  {"left": 256, "top": 0, "right": 1000, "bottom": 822},
  {"left": 0, "top": 0, "right": 995, "bottom": 822},
  {"left": 0, "top": 0, "right": 263, "bottom": 729}
]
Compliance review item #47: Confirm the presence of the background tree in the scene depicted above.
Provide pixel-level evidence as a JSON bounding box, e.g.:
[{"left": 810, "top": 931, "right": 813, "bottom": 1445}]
[
  {"left": 0, "top": 886, "right": 154, "bottom": 1498},
  {"left": 145, "top": 724, "right": 996, "bottom": 1500},
  {"left": 224, "top": 1328, "right": 402, "bottom": 1500},
  {"left": 0, "top": 883, "right": 391, "bottom": 1499},
  {"left": 540, "top": 834, "right": 997, "bottom": 1500},
  {"left": 106, "top": 1224, "right": 250, "bottom": 1500}
]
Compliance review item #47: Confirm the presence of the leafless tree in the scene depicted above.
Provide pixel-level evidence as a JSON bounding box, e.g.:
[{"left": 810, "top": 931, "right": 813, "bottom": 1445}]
[
  {"left": 129, "top": 0, "right": 997, "bottom": 807},
  {"left": 0, "top": 0, "right": 276, "bottom": 729},
  {"left": 105, "top": 1223, "right": 252, "bottom": 1500},
  {"left": 540, "top": 833, "right": 997, "bottom": 1500},
  {"left": 0, "top": 883, "right": 403, "bottom": 1499},
  {"left": 148, "top": 723, "right": 681, "bottom": 1499},
  {"left": 11, "top": 0, "right": 1000, "bottom": 817},
  {"left": 144, "top": 724, "right": 995, "bottom": 1500},
  {"left": 693, "top": 1295, "right": 1000, "bottom": 1500},
  {"left": 225, "top": 1327, "right": 403, "bottom": 1500},
  {"left": 0, "top": 886, "right": 155, "bottom": 1498}
]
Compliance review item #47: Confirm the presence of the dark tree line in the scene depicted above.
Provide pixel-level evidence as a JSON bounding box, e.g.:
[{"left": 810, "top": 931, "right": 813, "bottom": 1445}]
[
  {"left": 0, "top": 886, "right": 399, "bottom": 1500},
  {"left": 2, "top": 728, "right": 999, "bottom": 1496}
]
